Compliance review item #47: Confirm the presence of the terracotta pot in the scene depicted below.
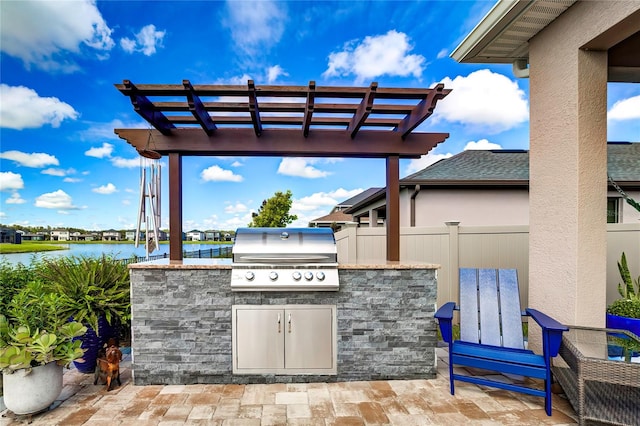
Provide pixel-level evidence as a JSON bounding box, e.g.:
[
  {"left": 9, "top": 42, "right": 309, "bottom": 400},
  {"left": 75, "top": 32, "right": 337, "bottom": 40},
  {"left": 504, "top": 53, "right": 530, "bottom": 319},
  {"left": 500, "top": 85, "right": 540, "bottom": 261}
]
[{"left": 2, "top": 362, "right": 63, "bottom": 415}]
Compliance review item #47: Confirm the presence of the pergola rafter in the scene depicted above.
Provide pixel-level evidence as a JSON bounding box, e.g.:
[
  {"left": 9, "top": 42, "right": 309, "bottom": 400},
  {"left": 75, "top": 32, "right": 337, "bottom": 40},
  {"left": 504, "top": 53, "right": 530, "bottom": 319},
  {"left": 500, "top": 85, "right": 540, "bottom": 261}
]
[{"left": 114, "top": 80, "right": 451, "bottom": 262}]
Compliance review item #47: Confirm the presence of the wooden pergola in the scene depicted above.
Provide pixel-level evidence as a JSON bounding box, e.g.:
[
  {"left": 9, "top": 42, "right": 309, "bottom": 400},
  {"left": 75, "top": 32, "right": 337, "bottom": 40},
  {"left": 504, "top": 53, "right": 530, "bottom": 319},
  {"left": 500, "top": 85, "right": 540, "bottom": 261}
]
[{"left": 115, "top": 80, "right": 450, "bottom": 262}]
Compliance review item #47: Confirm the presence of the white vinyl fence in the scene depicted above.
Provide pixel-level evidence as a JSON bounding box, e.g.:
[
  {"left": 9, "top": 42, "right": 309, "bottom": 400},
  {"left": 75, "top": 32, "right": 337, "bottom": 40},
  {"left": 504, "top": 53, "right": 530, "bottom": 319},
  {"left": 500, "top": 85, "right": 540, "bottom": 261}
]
[{"left": 335, "top": 223, "right": 640, "bottom": 310}]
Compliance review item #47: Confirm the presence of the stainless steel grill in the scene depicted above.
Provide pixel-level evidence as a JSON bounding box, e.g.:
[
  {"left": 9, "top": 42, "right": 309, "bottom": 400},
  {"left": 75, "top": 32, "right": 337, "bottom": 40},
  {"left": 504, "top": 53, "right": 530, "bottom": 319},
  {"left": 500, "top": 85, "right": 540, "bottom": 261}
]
[{"left": 231, "top": 228, "right": 339, "bottom": 291}]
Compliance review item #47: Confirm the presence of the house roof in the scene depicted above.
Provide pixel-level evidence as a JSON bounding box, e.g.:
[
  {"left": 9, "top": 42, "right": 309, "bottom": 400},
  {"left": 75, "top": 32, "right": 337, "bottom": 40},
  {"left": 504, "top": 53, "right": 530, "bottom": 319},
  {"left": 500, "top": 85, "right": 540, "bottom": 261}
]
[
  {"left": 309, "top": 210, "right": 353, "bottom": 225},
  {"left": 337, "top": 187, "right": 383, "bottom": 208},
  {"left": 345, "top": 142, "right": 640, "bottom": 212}
]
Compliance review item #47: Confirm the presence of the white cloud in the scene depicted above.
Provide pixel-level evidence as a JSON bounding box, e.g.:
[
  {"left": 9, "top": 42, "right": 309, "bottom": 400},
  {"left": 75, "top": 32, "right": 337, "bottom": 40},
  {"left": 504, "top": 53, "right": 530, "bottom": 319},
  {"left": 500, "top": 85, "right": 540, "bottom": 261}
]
[
  {"left": 231, "top": 161, "right": 243, "bottom": 167},
  {"left": 0, "top": 0, "right": 114, "bottom": 72},
  {"left": 0, "top": 150, "right": 59, "bottom": 168},
  {"left": 0, "top": 172, "right": 24, "bottom": 191},
  {"left": 34, "top": 189, "right": 80, "bottom": 210},
  {"left": 267, "top": 65, "right": 288, "bottom": 83},
  {"left": 111, "top": 157, "right": 141, "bottom": 168},
  {"left": 434, "top": 69, "right": 529, "bottom": 133},
  {"left": 464, "top": 139, "right": 502, "bottom": 150},
  {"left": 85, "top": 143, "right": 114, "bottom": 158},
  {"left": 224, "top": 0, "right": 287, "bottom": 55},
  {"left": 5, "top": 192, "right": 26, "bottom": 204},
  {"left": 436, "top": 48, "right": 449, "bottom": 59},
  {"left": 323, "top": 30, "right": 425, "bottom": 83},
  {"left": 201, "top": 165, "right": 243, "bottom": 182},
  {"left": 120, "top": 24, "right": 165, "bottom": 56},
  {"left": 225, "top": 203, "right": 248, "bottom": 214},
  {"left": 63, "top": 177, "right": 82, "bottom": 183},
  {"left": 277, "top": 158, "right": 331, "bottom": 178},
  {"left": 0, "top": 85, "right": 78, "bottom": 129},
  {"left": 405, "top": 139, "right": 503, "bottom": 175},
  {"left": 93, "top": 183, "right": 117, "bottom": 194},
  {"left": 609, "top": 95, "right": 640, "bottom": 121},
  {"left": 292, "top": 188, "right": 364, "bottom": 213},
  {"left": 41, "top": 168, "right": 76, "bottom": 177}
]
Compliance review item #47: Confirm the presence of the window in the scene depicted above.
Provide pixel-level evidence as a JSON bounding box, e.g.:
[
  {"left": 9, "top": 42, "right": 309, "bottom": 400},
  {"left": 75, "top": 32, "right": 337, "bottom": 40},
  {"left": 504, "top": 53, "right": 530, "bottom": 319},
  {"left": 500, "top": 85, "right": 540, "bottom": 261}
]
[{"left": 607, "top": 197, "right": 620, "bottom": 223}]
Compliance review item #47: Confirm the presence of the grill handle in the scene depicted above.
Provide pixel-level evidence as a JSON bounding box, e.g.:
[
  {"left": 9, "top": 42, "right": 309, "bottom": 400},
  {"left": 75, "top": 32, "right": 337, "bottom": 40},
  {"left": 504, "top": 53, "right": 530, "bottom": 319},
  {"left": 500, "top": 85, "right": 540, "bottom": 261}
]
[{"left": 235, "top": 255, "right": 334, "bottom": 263}]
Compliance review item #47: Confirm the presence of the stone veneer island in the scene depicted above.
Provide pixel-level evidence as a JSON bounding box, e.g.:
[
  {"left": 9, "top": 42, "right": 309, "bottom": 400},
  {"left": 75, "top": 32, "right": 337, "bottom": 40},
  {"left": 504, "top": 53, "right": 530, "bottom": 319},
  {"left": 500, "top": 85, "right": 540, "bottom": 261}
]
[{"left": 128, "top": 260, "right": 439, "bottom": 385}]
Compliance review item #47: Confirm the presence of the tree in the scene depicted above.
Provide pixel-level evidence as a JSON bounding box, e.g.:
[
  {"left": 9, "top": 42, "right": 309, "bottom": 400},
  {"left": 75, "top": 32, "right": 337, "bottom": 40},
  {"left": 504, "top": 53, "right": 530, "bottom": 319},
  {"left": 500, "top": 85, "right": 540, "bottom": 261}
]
[{"left": 249, "top": 190, "right": 298, "bottom": 227}]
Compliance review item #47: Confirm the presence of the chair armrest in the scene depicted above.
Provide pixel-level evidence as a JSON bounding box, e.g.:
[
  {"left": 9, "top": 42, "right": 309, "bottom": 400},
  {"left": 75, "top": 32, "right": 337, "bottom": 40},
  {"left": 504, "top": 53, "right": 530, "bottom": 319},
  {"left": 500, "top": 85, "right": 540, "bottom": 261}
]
[
  {"left": 435, "top": 302, "right": 457, "bottom": 343},
  {"left": 526, "top": 308, "right": 568, "bottom": 357}
]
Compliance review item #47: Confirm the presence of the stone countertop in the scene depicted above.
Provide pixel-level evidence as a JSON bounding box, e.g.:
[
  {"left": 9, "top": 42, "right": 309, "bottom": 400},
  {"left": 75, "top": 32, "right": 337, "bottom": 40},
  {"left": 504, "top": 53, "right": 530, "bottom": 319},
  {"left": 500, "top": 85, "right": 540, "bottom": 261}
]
[{"left": 128, "top": 258, "right": 439, "bottom": 270}]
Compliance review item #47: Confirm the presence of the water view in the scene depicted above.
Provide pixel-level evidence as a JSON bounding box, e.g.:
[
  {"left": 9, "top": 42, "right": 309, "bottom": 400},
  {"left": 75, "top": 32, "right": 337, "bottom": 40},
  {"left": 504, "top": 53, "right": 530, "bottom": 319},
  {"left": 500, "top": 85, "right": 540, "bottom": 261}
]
[{"left": 0, "top": 243, "right": 232, "bottom": 265}]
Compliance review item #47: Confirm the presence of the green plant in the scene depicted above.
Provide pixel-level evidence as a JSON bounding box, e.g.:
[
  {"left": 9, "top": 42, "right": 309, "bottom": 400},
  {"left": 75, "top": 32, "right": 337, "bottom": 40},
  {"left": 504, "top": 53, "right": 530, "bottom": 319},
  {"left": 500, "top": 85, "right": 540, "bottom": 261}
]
[
  {"left": 607, "top": 252, "right": 640, "bottom": 319},
  {"left": 37, "top": 254, "right": 131, "bottom": 334},
  {"left": 0, "top": 282, "right": 87, "bottom": 374}
]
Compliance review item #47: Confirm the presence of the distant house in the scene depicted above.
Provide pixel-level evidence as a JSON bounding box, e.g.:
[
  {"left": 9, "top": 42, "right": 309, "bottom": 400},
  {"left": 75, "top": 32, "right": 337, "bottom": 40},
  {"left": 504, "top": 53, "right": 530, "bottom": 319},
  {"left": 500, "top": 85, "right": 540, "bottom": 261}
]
[
  {"left": 102, "top": 230, "right": 122, "bottom": 241},
  {"left": 21, "top": 232, "right": 46, "bottom": 241},
  {"left": 308, "top": 187, "right": 382, "bottom": 230},
  {"left": 0, "top": 228, "right": 20, "bottom": 244},
  {"left": 346, "top": 142, "right": 640, "bottom": 227},
  {"left": 125, "top": 230, "right": 144, "bottom": 241},
  {"left": 148, "top": 229, "right": 168, "bottom": 241},
  {"left": 51, "top": 229, "right": 71, "bottom": 241},
  {"left": 205, "top": 230, "right": 221, "bottom": 241},
  {"left": 186, "top": 230, "right": 205, "bottom": 241}
]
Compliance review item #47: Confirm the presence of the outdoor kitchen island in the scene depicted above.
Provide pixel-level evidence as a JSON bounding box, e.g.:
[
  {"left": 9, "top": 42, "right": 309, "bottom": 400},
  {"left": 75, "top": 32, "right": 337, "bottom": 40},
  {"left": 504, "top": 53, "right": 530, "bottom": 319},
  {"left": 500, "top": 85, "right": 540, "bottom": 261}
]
[{"left": 128, "top": 259, "right": 438, "bottom": 385}]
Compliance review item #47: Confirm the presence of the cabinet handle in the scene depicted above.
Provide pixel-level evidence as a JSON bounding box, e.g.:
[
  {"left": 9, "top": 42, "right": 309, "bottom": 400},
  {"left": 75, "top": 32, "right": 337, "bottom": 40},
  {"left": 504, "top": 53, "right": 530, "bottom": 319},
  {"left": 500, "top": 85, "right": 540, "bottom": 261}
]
[
  {"left": 277, "top": 313, "right": 281, "bottom": 333},
  {"left": 288, "top": 313, "right": 292, "bottom": 333}
]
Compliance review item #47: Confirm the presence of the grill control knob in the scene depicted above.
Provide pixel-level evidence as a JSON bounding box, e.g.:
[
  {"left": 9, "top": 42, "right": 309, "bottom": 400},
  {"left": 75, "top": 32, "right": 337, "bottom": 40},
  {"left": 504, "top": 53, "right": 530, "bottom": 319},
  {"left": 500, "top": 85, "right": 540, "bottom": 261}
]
[
  {"left": 245, "top": 271, "right": 255, "bottom": 281},
  {"left": 292, "top": 271, "right": 302, "bottom": 281},
  {"left": 269, "top": 271, "right": 279, "bottom": 281},
  {"left": 316, "top": 271, "right": 325, "bottom": 281},
  {"left": 304, "top": 271, "right": 314, "bottom": 281}
]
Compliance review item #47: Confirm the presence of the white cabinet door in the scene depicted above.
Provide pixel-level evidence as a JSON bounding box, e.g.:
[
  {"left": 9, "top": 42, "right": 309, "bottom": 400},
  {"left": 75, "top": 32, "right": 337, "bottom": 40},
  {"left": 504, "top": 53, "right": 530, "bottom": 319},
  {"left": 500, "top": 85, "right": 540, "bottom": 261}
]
[
  {"left": 284, "top": 307, "right": 334, "bottom": 370},
  {"left": 234, "top": 308, "right": 284, "bottom": 370}
]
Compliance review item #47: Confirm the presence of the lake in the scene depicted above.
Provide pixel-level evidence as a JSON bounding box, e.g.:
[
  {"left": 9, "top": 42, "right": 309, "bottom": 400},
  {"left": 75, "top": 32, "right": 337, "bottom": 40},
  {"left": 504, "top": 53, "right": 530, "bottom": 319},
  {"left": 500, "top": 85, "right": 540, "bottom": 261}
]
[{"left": 0, "top": 243, "right": 232, "bottom": 265}]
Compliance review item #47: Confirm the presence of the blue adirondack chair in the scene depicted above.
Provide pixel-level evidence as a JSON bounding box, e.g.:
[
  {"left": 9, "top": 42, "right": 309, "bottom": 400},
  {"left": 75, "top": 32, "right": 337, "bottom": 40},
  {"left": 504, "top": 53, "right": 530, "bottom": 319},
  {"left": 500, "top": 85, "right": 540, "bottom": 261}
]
[{"left": 435, "top": 268, "right": 568, "bottom": 416}]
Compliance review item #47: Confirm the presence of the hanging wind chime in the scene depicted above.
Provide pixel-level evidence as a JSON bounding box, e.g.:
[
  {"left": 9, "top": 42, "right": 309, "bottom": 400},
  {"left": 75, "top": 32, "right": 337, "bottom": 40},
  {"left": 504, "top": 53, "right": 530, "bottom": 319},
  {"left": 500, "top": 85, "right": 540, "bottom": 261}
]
[{"left": 135, "top": 130, "right": 162, "bottom": 259}]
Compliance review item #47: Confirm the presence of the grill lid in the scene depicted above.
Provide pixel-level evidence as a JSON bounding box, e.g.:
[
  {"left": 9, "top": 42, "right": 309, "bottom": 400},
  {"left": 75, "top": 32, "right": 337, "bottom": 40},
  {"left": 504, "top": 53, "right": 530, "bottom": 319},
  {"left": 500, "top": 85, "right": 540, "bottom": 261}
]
[{"left": 232, "top": 227, "right": 337, "bottom": 264}]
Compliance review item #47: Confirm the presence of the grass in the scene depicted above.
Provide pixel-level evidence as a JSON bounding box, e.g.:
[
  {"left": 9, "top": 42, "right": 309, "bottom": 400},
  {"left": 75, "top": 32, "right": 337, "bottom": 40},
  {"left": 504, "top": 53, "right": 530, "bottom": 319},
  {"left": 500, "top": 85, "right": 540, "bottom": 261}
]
[{"left": 0, "top": 242, "right": 68, "bottom": 254}]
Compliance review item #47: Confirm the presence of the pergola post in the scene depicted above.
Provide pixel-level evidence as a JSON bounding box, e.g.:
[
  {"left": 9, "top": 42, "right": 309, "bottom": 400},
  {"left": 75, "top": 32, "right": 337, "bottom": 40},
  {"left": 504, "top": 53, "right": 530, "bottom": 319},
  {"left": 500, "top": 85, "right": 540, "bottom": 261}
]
[
  {"left": 386, "top": 156, "right": 400, "bottom": 262},
  {"left": 168, "top": 153, "right": 183, "bottom": 261}
]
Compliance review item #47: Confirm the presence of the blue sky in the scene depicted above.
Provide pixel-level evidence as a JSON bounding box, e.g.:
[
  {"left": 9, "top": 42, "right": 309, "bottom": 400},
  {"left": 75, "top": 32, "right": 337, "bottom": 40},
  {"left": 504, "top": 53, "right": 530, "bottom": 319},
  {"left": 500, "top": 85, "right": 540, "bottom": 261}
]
[{"left": 1, "top": 0, "right": 639, "bottom": 232}]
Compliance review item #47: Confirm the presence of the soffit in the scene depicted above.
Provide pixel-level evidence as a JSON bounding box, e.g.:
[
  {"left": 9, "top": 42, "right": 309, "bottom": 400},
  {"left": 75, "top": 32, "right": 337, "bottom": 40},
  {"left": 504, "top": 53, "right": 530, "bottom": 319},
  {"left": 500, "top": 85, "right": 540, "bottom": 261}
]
[{"left": 451, "top": 0, "right": 576, "bottom": 63}]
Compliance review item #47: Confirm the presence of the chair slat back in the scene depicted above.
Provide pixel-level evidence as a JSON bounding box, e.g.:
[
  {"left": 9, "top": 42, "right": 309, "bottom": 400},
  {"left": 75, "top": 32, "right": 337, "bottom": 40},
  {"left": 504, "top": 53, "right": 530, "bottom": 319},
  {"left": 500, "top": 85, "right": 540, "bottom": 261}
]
[
  {"left": 497, "top": 269, "right": 524, "bottom": 349},
  {"left": 458, "top": 268, "right": 524, "bottom": 349}
]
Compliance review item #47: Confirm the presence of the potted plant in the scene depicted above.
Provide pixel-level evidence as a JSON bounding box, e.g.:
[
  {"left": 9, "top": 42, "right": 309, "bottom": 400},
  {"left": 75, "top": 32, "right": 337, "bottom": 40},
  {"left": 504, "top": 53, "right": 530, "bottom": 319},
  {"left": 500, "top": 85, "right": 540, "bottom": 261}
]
[
  {"left": 38, "top": 254, "right": 131, "bottom": 373},
  {"left": 0, "top": 282, "right": 86, "bottom": 416},
  {"left": 606, "top": 252, "right": 640, "bottom": 337}
]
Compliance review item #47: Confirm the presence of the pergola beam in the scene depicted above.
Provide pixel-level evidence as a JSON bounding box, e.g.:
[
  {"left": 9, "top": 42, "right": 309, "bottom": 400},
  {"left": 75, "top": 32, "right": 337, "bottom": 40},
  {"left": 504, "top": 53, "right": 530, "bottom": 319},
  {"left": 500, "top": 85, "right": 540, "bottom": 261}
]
[
  {"left": 397, "top": 83, "right": 449, "bottom": 138},
  {"left": 115, "top": 128, "right": 449, "bottom": 159},
  {"left": 348, "top": 82, "right": 377, "bottom": 138},
  {"left": 303, "top": 81, "right": 315, "bottom": 137},
  {"left": 183, "top": 80, "right": 217, "bottom": 136},
  {"left": 248, "top": 80, "right": 262, "bottom": 136},
  {"left": 122, "top": 80, "right": 175, "bottom": 135}
]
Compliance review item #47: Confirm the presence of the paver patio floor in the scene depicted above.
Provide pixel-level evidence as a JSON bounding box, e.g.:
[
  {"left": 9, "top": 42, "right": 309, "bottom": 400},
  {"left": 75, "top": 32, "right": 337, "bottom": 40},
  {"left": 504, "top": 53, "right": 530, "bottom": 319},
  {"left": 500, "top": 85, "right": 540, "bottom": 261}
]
[{"left": 0, "top": 348, "right": 578, "bottom": 425}]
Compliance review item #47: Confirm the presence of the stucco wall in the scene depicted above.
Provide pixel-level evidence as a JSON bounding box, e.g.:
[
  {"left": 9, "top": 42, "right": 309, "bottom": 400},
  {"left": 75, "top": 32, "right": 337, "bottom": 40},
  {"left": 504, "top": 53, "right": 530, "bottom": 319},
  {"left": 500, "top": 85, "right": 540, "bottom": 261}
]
[
  {"left": 405, "top": 188, "right": 530, "bottom": 227},
  {"left": 528, "top": 1, "right": 640, "bottom": 333}
]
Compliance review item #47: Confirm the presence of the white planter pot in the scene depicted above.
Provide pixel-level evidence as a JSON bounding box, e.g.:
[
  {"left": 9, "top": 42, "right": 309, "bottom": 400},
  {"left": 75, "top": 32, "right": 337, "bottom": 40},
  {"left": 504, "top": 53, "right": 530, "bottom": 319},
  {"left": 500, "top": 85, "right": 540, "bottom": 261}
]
[{"left": 2, "top": 362, "right": 63, "bottom": 415}]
